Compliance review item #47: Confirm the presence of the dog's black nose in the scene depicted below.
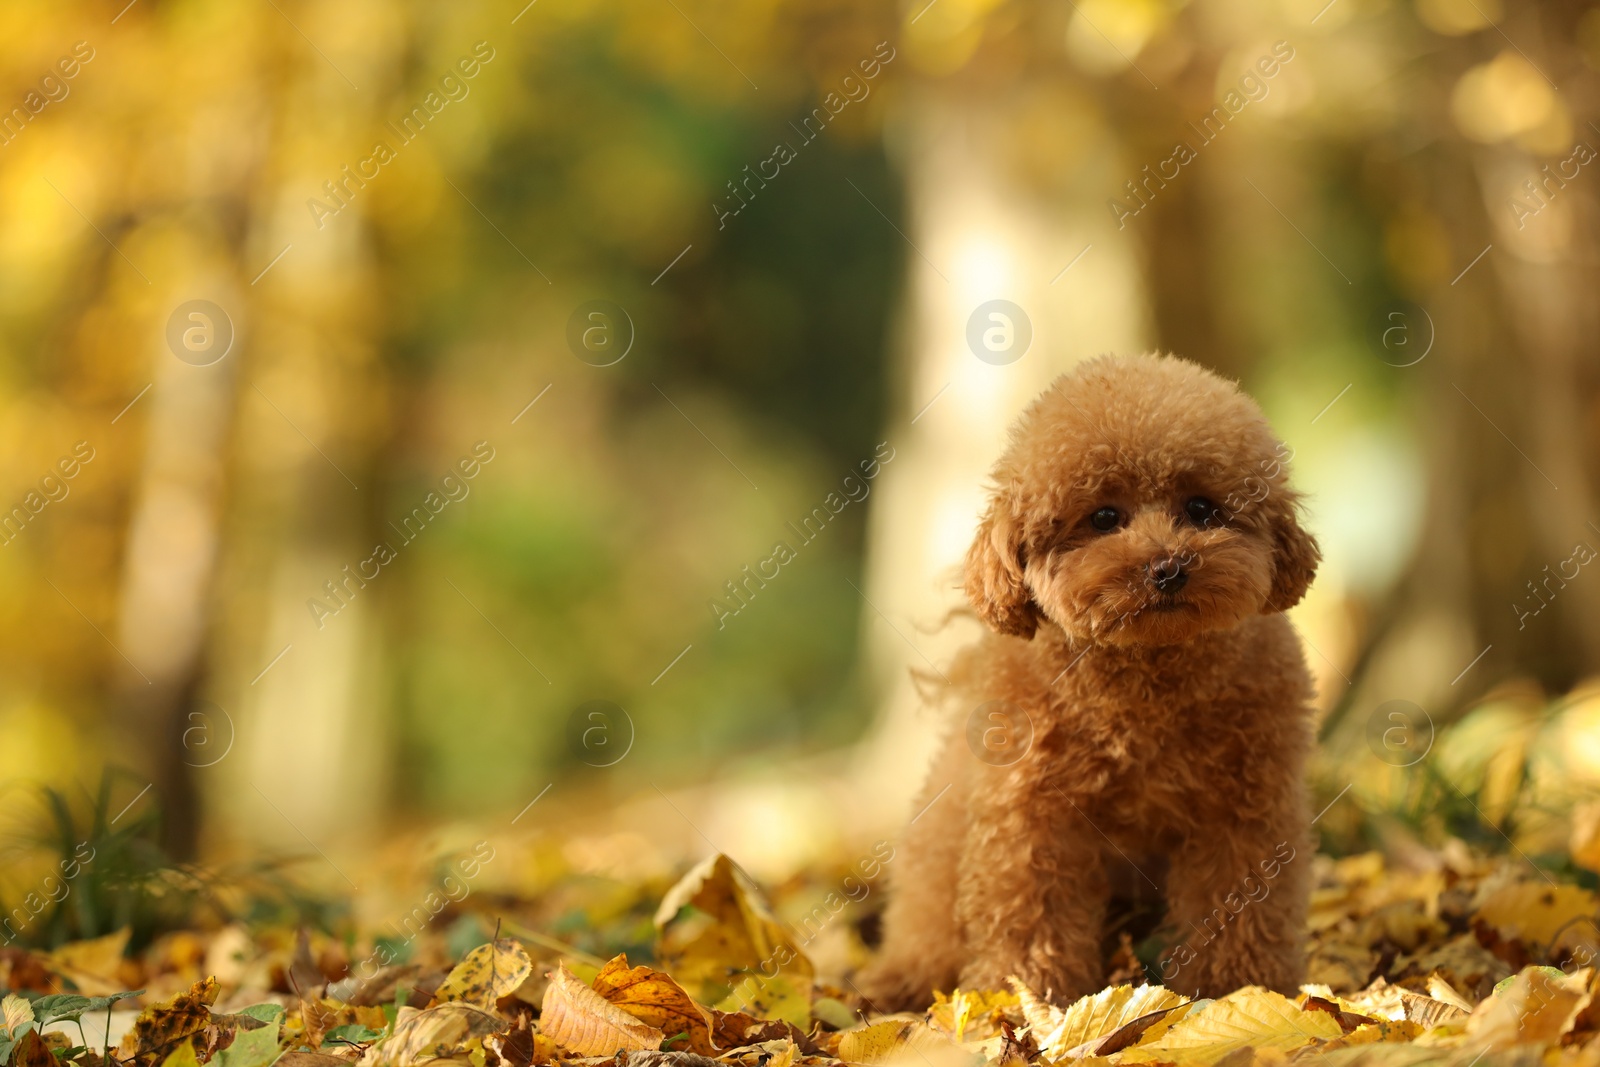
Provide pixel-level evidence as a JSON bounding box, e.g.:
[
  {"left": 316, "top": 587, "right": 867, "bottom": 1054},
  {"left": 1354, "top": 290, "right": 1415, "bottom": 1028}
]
[{"left": 1150, "top": 557, "right": 1188, "bottom": 593}]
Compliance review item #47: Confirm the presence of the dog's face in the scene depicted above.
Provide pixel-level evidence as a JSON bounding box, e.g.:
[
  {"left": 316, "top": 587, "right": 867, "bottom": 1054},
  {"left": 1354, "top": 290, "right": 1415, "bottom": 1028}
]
[{"left": 965, "top": 354, "right": 1319, "bottom": 647}]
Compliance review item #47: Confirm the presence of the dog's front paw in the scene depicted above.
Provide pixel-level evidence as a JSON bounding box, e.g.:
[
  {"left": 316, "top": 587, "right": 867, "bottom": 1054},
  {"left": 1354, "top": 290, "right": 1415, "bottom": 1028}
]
[
  {"left": 959, "top": 952, "right": 1101, "bottom": 1005},
  {"left": 857, "top": 956, "right": 941, "bottom": 1014}
]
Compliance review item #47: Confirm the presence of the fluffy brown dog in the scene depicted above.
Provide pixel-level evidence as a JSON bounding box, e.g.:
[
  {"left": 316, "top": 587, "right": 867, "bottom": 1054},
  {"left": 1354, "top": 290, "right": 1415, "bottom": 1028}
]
[{"left": 860, "top": 353, "right": 1319, "bottom": 1008}]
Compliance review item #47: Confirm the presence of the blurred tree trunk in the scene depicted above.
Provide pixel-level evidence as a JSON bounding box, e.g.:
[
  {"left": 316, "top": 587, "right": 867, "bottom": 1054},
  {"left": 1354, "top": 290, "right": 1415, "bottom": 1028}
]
[
  {"left": 856, "top": 69, "right": 1155, "bottom": 821},
  {"left": 1330, "top": 4, "right": 1600, "bottom": 739},
  {"left": 104, "top": 4, "right": 397, "bottom": 859}
]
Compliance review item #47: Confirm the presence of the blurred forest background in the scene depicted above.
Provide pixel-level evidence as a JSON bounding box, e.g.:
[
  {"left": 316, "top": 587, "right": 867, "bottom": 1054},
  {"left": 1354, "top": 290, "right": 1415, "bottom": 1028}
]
[{"left": 2, "top": 0, "right": 1600, "bottom": 935}]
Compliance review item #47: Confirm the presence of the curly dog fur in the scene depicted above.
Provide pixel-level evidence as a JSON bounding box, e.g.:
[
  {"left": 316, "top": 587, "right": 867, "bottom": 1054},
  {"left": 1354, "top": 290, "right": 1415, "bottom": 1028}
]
[{"left": 860, "top": 353, "right": 1320, "bottom": 1007}]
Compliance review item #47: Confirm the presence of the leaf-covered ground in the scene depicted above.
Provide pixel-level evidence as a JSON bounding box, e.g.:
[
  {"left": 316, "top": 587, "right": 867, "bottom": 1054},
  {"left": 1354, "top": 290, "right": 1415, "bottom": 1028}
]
[{"left": 2, "top": 845, "right": 1598, "bottom": 1067}]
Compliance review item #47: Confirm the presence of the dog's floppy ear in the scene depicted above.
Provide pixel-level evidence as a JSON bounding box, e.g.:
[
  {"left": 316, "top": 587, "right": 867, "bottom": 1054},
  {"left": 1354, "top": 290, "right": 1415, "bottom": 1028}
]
[
  {"left": 964, "top": 496, "right": 1039, "bottom": 638},
  {"left": 1264, "top": 497, "right": 1320, "bottom": 612}
]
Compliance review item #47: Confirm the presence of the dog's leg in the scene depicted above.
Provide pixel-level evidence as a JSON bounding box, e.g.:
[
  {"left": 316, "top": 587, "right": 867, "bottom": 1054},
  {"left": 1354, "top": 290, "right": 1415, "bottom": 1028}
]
[
  {"left": 954, "top": 780, "right": 1107, "bottom": 1001},
  {"left": 857, "top": 742, "right": 969, "bottom": 1011},
  {"left": 1160, "top": 817, "right": 1310, "bottom": 998}
]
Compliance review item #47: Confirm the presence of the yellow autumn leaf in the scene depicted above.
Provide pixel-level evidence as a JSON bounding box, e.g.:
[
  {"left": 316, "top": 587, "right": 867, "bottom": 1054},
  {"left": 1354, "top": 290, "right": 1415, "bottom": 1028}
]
[
  {"left": 50, "top": 928, "right": 132, "bottom": 997},
  {"left": 713, "top": 973, "right": 812, "bottom": 1029},
  {"left": 433, "top": 938, "right": 534, "bottom": 1009},
  {"left": 591, "top": 954, "right": 715, "bottom": 1055},
  {"left": 835, "top": 1018, "right": 961, "bottom": 1067},
  {"left": 1466, "top": 966, "right": 1592, "bottom": 1050},
  {"left": 1474, "top": 883, "right": 1599, "bottom": 949},
  {"left": 539, "top": 963, "right": 663, "bottom": 1056},
  {"left": 927, "top": 988, "right": 1020, "bottom": 1042},
  {"left": 1, "top": 994, "right": 33, "bottom": 1038},
  {"left": 655, "top": 854, "right": 812, "bottom": 1008},
  {"left": 158, "top": 1042, "right": 201, "bottom": 1067},
  {"left": 381, "top": 1001, "right": 508, "bottom": 1067},
  {"left": 1121, "top": 987, "right": 1342, "bottom": 1065},
  {"left": 1012, "top": 978, "right": 1190, "bottom": 1056}
]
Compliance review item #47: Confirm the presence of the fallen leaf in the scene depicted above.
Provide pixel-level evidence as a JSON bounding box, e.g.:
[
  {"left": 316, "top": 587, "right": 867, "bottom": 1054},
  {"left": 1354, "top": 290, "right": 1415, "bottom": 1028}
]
[
  {"left": 119, "top": 977, "right": 220, "bottom": 1067},
  {"left": 1475, "top": 883, "right": 1599, "bottom": 950},
  {"left": 160, "top": 1041, "right": 202, "bottom": 1067},
  {"left": 3, "top": 993, "right": 35, "bottom": 1037},
  {"left": 50, "top": 929, "right": 133, "bottom": 997},
  {"left": 1396, "top": 990, "right": 1468, "bottom": 1030},
  {"left": 711, "top": 973, "right": 811, "bottom": 1029},
  {"left": 1011, "top": 979, "right": 1189, "bottom": 1057},
  {"left": 615, "top": 1052, "right": 724, "bottom": 1067},
  {"left": 1301, "top": 995, "right": 1381, "bottom": 1033},
  {"left": 927, "top": 989, "right": 1020, "bottom": 1043},
  {"left": 12, "top": 1029, "right": 53, "bottom": 1067},
  {"left": 835, "top": 1019, "right": 958, "bottom": 1066},
  {"left": 655, "top": 855, "right": 812, "bottom": 1008},
  {"left": 1465, "top": 965, "right": 1591, "bottom": 1050},
  {"left": 709, "top": 1010, "right": 820, "bottom": 1054},
  {"left": 1319, "top": 1019, "right": 1425, "bottom": 1050},
  {"left": 539, "top": 964, "right": 663, "bottom": 1056},
  {"left": 370, "top": 1001, "right": 506, "bottom": 1067},
  {"left": 1121, "top": 987, "right": 1342, "bottom": 1064},
  {"left": 432, "top": 939, "right": 533, "bottom": 1010},
  {"left": 1081, "top": 1005, "right": 1192, "bottom": 1057},
  {"left": 279, "top": 1054, "right": 352, "bottom": 1067},
  {"left": 217, "top": 1015, "right": 284, "bottom": 1067},
  {"left": 591, "top": 955, "right": 715, "bottom": 1055}
]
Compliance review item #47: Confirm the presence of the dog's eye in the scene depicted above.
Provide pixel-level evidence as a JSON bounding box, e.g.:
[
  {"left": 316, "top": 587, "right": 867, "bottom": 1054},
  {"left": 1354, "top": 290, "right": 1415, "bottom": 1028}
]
[
  {"left": 1185, "top": 497, "right": 1223, "bottom": 527},
  {"left": 1090, "top": 507, "right": 1120, "bottom": 532}
]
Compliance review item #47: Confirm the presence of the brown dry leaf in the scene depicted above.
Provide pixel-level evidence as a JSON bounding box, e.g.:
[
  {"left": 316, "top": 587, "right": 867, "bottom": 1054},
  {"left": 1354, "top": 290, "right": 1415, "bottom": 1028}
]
[
  {"left": 1465, "top": 966, "right": 1592, "bottom": 1050},
  {"left": 50, "top": 928, "right": 133, "bottom": 996},
  {"left": 1396, "top": 990, "right": 1468, "bottom": 1030},
  {"left": 591, "top": 954, "right": 715, "bottom": 1055},
  {"left": 539, "top": 963, "right": 663, "bottom": 1056},
  {"left": 1011, "top": 978, "right": 1189, "bottom": 1057},
  {"left": 1301, "top": 995, "right": 1382, "bottom": 1034},
  {"left": 118, "top": 976, "right": 220, "bottom": 1067},
  {"left": 1078, "top": 1005, "right": 1193, "bottom": 1058},
  {"left": 1120, "top": 987, "right": 1342, "bottom": 1065},
  {"left": 1475, "top": 883, "right": 1599, "bottom": 949},
  {"left": 1425, "top": 974, "right": 1474, "bottom": 1013},
  {"left": 709, "top": 1010, "right": 820, "bottom": 1054},
  {"left": 371, "top": 1001, "right": 507, "bottom": 1067},
  {"left": 12, "top": 1029, "right": 54, "bottom": 1067},
  {"left": 654, "top": 855, "right": 812, "bottom": 1008},
  {"left": 433, "top": 939, "right": 533, "bottom": 1011}
]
